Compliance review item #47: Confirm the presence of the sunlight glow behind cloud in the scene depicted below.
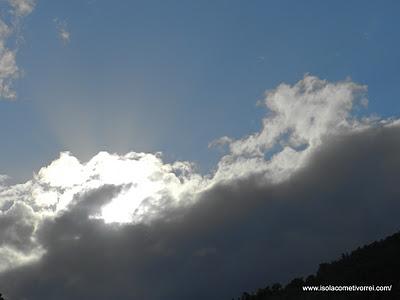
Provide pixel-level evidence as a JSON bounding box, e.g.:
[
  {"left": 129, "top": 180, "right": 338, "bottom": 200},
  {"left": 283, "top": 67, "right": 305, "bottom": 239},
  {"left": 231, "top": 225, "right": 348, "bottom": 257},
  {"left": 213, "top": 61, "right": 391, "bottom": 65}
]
[{"left": 0, "top": 75, "right": 397, "bottom": 273}]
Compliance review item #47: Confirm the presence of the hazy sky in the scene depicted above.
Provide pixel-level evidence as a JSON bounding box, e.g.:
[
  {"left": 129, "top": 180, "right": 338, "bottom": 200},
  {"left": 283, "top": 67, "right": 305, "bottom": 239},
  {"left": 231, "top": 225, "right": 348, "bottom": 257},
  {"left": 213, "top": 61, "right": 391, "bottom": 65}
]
[{"left": 1, "top": 1, "right": 400, "bottom": 300}]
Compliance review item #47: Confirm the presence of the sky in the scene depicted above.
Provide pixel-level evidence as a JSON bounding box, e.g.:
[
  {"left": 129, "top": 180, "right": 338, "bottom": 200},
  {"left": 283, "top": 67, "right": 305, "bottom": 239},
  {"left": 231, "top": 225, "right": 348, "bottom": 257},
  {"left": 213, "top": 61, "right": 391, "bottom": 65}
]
[
  {"left": 1, "top": 0, "right": 400, "bottom": 181},
  {"left": 1, "top": 1, "right": 400, "bottom": 299}
]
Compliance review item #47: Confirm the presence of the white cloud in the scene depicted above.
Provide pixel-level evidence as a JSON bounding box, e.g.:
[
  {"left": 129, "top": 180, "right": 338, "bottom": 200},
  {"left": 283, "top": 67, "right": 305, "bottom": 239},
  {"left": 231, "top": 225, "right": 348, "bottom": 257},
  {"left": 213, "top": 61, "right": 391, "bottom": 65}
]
[
  {"left": 0, "top": 0, "right": 35, "bottom": 100},
  {"left": 0, "top": 149, "right": 210, "bottom": 269},
  {"left": 0, "top": 75, "right": 397, "bottom": 273},
  {"left": 213, "top": 75, "right": 372, "bottom": 183},
  {"left": 8, "top": 0, "right": 35, "bottom": 16},
  {"left": 0, "top": 47, "right": 18, "bottom": 99}
]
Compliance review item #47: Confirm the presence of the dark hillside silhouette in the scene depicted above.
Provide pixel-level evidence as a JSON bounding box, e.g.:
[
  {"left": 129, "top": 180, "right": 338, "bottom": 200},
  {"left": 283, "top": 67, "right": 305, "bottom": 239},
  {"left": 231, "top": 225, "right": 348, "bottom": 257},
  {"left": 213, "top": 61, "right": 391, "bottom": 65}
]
[{"left": 234, "top": 231, "right": 400, "bottom": 300}]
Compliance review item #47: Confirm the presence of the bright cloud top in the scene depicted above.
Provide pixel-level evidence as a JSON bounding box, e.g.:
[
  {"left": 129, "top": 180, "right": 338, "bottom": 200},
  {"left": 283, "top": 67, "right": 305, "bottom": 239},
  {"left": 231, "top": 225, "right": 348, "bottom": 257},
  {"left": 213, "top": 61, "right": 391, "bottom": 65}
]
[
  {"left": 0, "top": 75, "right": 397, "bottom": 273},
  {"left": 34, "top": 151, "right": 207, "bottom": 223},
  {"left": 213, "top": 76, "right": 372, "bottom": 182}
]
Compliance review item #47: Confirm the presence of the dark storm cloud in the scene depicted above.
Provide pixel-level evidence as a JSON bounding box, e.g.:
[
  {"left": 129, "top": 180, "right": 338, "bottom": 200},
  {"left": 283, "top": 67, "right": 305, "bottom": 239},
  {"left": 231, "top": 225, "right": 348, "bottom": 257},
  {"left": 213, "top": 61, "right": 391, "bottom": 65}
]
[{"left": 1, "top": 125, "right": 400, "bottom": 300}]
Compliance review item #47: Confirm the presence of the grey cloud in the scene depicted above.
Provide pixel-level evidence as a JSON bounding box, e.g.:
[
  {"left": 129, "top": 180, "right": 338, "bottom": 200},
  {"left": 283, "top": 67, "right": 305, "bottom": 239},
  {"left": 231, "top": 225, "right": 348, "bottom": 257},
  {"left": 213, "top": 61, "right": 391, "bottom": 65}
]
[
  {"left": 67, "top": 184, "right": 126, "bottom": 216},
  {"left": 1, "top": 124, "right": 400, "bottom": 299},
  {"left": 0, "top": 202, "right": 36, "bottom": 252},
  {"left": 0, "top": 200, "right": 43, "bottom": 272}
]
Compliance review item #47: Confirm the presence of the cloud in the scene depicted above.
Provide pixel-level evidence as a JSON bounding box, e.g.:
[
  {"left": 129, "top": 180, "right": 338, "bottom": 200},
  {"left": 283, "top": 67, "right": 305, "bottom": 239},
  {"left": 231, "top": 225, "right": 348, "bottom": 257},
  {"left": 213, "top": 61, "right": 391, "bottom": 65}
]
[
  {"left": 54, "top": 19, "right": 70, "bottom": 44},
  {"left": 8, "top": 0, "right": 35, "bottom": 16},
  {"left": 0, "top": 0, "right": 35, "bottom": 100},
  {"left": 0, "top": 174, "right": 10, "bottom": 184},
  {"left": 0, "top": 76, "right": 400, "bottom": 299},
  {"left": 212, "top": 75, "right": 371, "bottom": 183}
]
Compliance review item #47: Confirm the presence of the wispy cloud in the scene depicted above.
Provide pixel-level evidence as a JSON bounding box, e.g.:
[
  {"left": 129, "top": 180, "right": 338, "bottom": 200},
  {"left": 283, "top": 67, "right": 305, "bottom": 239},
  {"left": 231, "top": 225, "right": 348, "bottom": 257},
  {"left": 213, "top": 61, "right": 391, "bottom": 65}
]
[
  {"left": 8, "top": 0, "right": 35, "bottom": 16},
  {"left": 0, "top": 0, "right": 35, "bottom": 100},
  {"left": 54, "top": 18, "right": 70, "bottom": 44}
]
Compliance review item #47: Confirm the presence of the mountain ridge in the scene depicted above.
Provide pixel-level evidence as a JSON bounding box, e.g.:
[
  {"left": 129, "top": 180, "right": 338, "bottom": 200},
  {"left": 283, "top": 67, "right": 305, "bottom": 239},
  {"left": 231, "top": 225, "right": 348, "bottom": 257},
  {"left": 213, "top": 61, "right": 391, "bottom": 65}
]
[{"left": 234, "top": 230, "right": 400, "bottom": 299}]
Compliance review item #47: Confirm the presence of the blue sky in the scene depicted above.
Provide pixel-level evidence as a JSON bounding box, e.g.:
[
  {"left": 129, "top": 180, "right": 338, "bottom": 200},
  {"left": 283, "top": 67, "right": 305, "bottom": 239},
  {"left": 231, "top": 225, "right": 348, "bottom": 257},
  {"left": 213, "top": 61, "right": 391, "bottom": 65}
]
[{"left": 2, "top": 0, "right": 400, "bottom": 181}]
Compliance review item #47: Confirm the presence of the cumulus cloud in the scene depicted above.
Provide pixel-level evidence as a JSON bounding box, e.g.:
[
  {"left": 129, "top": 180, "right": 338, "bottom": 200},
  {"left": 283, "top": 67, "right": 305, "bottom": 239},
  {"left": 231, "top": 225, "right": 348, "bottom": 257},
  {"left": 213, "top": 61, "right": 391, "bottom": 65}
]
[
  {"left": 212, "top": 76, "right": 371, "bottom": 183},
  {"left": 0, "top": 0, "right": 34, "bottom": 100},
  {"left": 0, "top": 76, "right": 400, "bottom": 299},
  {"left": 0, "top": 150, "right": 208, "bottom": 271}
]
